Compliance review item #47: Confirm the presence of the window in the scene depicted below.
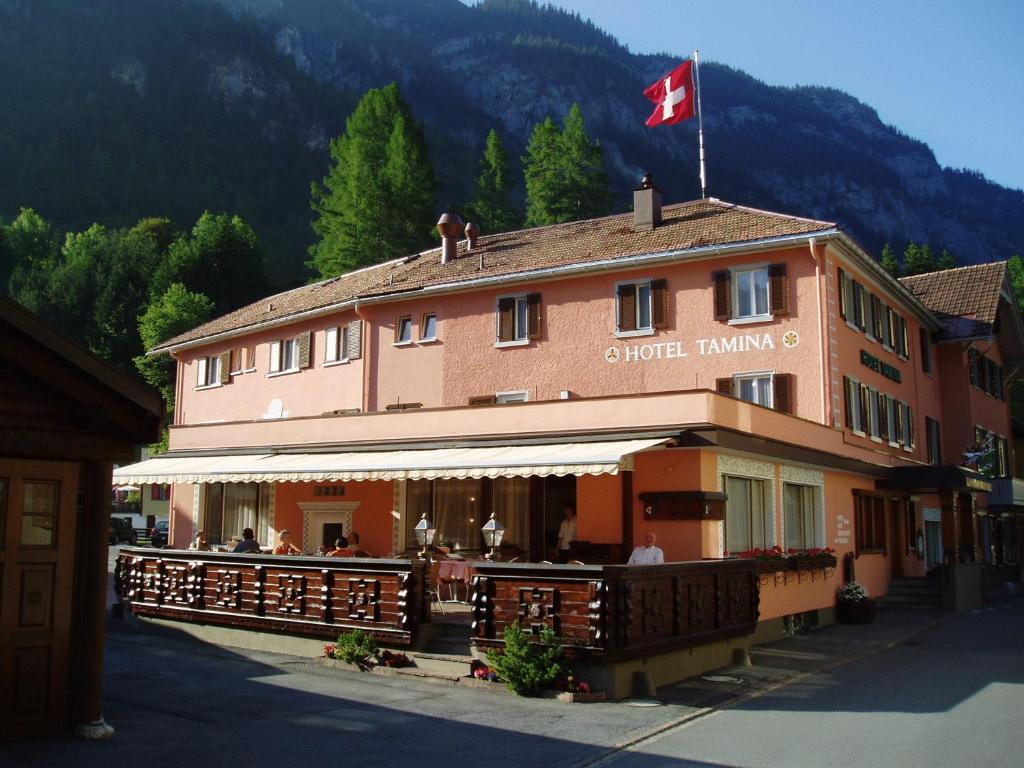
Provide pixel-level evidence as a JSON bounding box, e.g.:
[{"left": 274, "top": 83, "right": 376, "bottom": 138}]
[
  {"left": 717, "top": 373, "right": 793, "bottom": 413},
  {"left": 714, "top": 265, "right": 787, "bottom": 322},
  {"left": 855, "top": 494, "right": 887, "bottom": 553},
  {"left": 970, "top": 351, "right": 1004, "bottom": 399},
  {"left": 617, "top": 279, "right": 666, "bottom": 334},
  {"left": 196, "top": 353, "right": 229, "bottom": 388},
  {"left": 324, "top": 325, "right": 350, "bottom": 364},
  {"left": 495, "top": 391, "right": 528, "bottom": 404},
  {"left": 202, "top": 482, "right": 262, "bottom": 546},
  {"left": 421, "top": 313, "right": 437, "bottom": 341},
  {"left": 784, "top": 483, "right": 821, "bottom": 550},
  {"left": 926, "top": 417, "right": 941, "bottom": 465},
  {"left": 269, "top": 331, "right": 311, "bottom": 374},
  {"left": 902, "top": 402, "right": 914, "bottom": 449},
  {"left": 395, "top": 316, "right": 413, "bottom": 344},
  {"left": 843, "top": 377, "right": 913, "bottom": 448},
  {"left": 150, "top": 484, "right": 170, "bottom": 501},
  {"left": 497, "top": 293, "right": 541, "bottom": 343},
  {"left": 736, "top": 373, "right": 773, "bottom": 408},
  {"left": 724, "top": 476, "right": 768, "bottom": 553}
]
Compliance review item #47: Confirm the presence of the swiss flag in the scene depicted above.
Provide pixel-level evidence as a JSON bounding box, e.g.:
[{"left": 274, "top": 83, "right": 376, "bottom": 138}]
[{"left": 644, "top": 61, "right": 696, "bottom": 127}]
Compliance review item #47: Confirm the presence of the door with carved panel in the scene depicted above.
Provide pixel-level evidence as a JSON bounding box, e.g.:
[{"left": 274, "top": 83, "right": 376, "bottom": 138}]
[{"left": 0, "top": 460, "right": 79, "bottom": 740}]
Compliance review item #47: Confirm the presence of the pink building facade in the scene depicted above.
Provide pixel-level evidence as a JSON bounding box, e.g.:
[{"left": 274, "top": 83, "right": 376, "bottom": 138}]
[{"left": 116, "top": 192, "right": 1024, "bottom": 628}]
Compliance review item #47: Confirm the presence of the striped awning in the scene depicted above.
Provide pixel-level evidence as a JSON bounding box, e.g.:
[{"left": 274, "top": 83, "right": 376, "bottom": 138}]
[{"left": 112, "top": 438, "right": 668, "bottom": 484}]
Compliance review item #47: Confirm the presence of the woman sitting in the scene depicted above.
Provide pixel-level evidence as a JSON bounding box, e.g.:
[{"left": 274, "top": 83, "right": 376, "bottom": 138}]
[
  {"left": 272, "top": 529, "right": 302, "bottom": 555},
  {"left": 189, "top": 530, "right": 211, "bottom": 552}
]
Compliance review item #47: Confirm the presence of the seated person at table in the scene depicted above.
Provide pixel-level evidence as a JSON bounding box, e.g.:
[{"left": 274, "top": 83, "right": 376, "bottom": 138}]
[
  {"left": 189, "top": 530, "right": 211, "bottom": 551},
  {"left": 232, "top": 527, "right": 262, "bottom": 554},
  {"left": 348, "top": 531, "right": 372, "bottom": 557},
  {"left": 326, "top": 537, "right": 354, "bottom": 557},
  {"left": 627, "top": 532, "right": 665, "bottom": 565},
  {"left": 272, "top": 529, "right": 302, "bottom": 555}
]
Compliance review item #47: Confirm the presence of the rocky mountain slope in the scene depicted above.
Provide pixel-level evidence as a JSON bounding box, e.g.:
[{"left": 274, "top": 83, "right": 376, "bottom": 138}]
[{"left": 1, "top": 0, "right": 1020, "bottom": 284}]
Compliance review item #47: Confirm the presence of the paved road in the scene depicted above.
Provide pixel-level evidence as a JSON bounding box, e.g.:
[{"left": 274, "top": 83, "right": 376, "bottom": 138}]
[{"left": 601, "top": 597, "right": 1024, "bottom": 768}]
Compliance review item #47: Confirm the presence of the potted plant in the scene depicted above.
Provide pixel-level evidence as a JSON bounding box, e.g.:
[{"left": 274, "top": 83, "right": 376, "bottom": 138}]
[{"left": 836, "top": 580, "right": 875, "bottom": 624}]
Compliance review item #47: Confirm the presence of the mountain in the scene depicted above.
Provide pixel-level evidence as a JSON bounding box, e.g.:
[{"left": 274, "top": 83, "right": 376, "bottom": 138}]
[{"left": 1, "top": 0, "right": 1021, "bottom": 285}]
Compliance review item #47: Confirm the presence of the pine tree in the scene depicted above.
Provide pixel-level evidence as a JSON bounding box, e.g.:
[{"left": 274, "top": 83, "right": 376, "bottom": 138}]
[
  {"left": 560, "top": 103, "right": 612, "bottom": 221},
  {"left": 523, "top": 117, "right": 565, "bottom": 227},
  {"left": 470, "top": 129, "right": 520, "bottom": 234},
  {"left": 902, "top": 242, "right": 937, "bottom": 276},
  {"left": 879, "top": 243, "right": 901, "bottom": 277},
  {"left": 523, "top": 103, "right": 612, "bottom": 227},
  {"left": 310, "top": 83, "right": 438, "bottom": 278},
  {"left": 936, "top": 249, "right": 956, "bottom": 271}
]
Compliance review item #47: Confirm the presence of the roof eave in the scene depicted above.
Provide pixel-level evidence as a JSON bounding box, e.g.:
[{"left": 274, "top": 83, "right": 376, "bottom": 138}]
[{"left": 152, "top": 228, "right": 839, "bottom": 356}]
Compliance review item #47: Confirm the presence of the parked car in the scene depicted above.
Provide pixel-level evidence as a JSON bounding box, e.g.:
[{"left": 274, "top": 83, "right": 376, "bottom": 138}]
[
  {"left": 109, "top": 517, "right": 137, "bottom": 546},
  {"left": 150, "top": 519, "right": 169, "bottom": 548}
]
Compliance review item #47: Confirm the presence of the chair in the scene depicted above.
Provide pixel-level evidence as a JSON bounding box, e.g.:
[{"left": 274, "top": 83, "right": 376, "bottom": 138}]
[{"left": 429, "top": 559, "right": 446, "bottom": 615}]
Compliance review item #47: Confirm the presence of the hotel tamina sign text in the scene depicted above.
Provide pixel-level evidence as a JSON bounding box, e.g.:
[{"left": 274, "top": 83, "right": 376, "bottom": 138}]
[{"left": 605, "top": 331, "right": 799, "bottom": 364}]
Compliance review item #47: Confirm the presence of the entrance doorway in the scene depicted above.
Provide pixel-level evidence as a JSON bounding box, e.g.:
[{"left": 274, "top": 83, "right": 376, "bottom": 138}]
[
  {"left": 0, "top": 460, "right": 79, "bottom": 740},
  {"left": 923, "top": 508, "right": 943, "bottom": 570}
]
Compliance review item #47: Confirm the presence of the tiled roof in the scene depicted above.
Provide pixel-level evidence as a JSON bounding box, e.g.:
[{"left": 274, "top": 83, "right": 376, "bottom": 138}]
[
  {"left": 900, "top": 262, "right": 1007, "bottom": 337},
  {"left": 154, "top": 198, "right": 835, "bottom": 351}
]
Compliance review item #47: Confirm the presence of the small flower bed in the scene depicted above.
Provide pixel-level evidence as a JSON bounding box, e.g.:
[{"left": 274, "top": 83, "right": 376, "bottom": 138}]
[
  {"left": 838, "top": 580, "right": 869, "bottom": 602},
  {"left": 377, "top": 650, "right": 411, "bottom": 668},
  {"left": 558, "top": 668, "right": 592, "bottom": 694},
  {"left": 470, "top": 659, "right": 500, "bottom": 682}
]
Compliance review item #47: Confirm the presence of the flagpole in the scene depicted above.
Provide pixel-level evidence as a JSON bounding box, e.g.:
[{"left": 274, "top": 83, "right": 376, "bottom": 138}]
[{"left": 694, "top": 50, "right": 708, "bottom": 198}]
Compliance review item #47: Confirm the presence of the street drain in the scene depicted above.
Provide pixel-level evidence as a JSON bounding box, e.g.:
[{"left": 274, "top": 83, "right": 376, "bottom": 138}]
[
  {"left": 700, "top": 675, "right": 744, "bottom": 684},
  {"left": 622, "top": 698, "right": 665, "bottom": 707}
]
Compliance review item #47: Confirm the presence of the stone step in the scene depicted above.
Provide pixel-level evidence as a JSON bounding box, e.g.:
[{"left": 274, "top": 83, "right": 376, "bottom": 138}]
[{"left": 410, "top": 650, "right": 475, "bottom": 677}]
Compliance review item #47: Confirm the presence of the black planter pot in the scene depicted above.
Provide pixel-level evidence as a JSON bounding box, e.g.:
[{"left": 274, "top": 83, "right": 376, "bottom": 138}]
[{"left": 837, "top": 598, "right": 876, "bottom": 624}]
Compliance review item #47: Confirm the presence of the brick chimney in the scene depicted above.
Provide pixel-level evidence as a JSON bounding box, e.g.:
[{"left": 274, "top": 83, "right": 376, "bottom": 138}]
[
  {"left": 464, "top": 221, "right": 480, "bottom": 250},
  {"left": 437, "top": 213, "right": 464, "bottom": 264},
  {"left": 633, "top": 173, "right": 662, "bottom": 232}
]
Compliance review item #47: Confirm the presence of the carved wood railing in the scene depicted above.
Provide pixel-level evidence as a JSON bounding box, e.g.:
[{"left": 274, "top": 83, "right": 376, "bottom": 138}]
[
  {"left": 115, "top": 549, "right": 430, "bottom": 645},
  {"left": 471, "top": 559, "right": 760, "bottom": 661}
]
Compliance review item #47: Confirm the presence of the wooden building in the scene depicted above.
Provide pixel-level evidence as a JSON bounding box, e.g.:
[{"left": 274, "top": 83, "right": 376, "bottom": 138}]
[{"left": 0, "top": 298, "right": 162, "bottom": 740}]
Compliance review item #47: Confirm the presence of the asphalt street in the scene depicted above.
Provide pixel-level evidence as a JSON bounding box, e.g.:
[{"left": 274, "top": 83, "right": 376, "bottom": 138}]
[
  {"left": 601, "top": 597, "right": 1024, "bottom": 768},
  {"left": 2, "top": 548, "right": 1021, "bottom": 768}
]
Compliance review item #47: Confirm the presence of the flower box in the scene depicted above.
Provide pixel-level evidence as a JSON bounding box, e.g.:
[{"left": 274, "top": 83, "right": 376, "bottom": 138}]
[{"left": 837, "top": 598, "right": 876, "bottom": 624}]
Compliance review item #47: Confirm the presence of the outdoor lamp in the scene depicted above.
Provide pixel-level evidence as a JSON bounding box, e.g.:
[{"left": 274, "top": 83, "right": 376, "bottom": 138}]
[
  {"left": 413, "top": 512, "right": 436, "bottom": 557},
  {"left": 481, "top": 512, "right": 505, "bottom": 560}
]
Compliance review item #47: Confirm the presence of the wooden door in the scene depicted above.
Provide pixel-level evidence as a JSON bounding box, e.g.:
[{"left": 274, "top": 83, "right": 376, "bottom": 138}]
[{"left": 0, "top": 459, "right": 79, "bottom": 740}]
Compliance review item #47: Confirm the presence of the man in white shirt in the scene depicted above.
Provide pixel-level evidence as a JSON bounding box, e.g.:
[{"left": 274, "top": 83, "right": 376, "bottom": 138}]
[
  {"left": 627, "top": 532, "right": 665, "bottom": 565},
  {"left": 556, "top": 504, "right": 577, "bottom": 563}
]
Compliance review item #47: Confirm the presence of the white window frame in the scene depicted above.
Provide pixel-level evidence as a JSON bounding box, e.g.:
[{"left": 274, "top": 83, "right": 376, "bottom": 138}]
[
  {"left": 846, "top": 376, "right": 866, "bottom": 436},
  {"left": 734, "top": 371, "right": 774, "bottom": 408},
  {"left": 495, "top": 293, "right": 531, "bottom": 347},
  {"left": 614, "top": 278, "right": 656, "bottom": 338},
  {"left": 730, "top": 265, "right": 772, "bottom": 323},
  {"left": 887, "top": 396, "right": 899, "bottom": 447},
  {"left": 420, "top": 313, "right": 438, "bottom": 342},
  {"left": 394, "top": 316, "right": 414, "bottom": 346},
  {"left": 195, "top": 355, "right": 222, "bottom": 389},
  {"left": 722, "top": 474, "right": 772, "bottom": 553},
  {"left": 324, "top": 325, "right": 350, "bottom": 367},
  {"left": 868, "top": 387, "right": 882, "bottom": 442},
  {"left": 269, "top": 337, "right": 300, "bottom": 376},
  {"left": 495, "top": 390, "right": 529, "bottom": 404}
]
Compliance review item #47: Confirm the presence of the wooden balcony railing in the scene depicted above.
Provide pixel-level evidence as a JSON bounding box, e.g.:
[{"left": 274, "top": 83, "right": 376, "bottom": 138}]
[
  {"left": 471, "top": 559, "right": 760, "bottom": 661},
  {"left": 114, "top": 549, "right": 430, "bottom": 645}
]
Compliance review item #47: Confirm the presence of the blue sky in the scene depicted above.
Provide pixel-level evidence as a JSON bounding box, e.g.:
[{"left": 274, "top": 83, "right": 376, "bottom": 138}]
[{"left": 542, "top": 0, "right": 1024, "bottom": 191}]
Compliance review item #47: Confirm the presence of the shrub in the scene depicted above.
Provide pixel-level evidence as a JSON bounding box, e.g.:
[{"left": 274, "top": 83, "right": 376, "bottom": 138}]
[
  {"left": 329, "top": 629, "right": 379, "bottom": 668},
  {"left": 838, "top": 580, "right": 869, "bottom": 602},
  {"left": 485, "top": 621, "right": 564, "bottom": 696}
]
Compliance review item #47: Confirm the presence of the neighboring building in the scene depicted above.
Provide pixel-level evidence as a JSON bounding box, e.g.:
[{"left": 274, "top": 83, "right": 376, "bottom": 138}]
[
  {"left": 0, "top": 298, "right": 162, "bottom": 741},
  {"left": 116, "top": 187, "right": 1022, "bottom": 636}
]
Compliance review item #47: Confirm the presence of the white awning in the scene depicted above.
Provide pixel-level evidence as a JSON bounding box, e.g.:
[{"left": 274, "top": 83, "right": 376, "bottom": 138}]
[{"left": 111, "top": 438, "right": 668, "bottom": 484}]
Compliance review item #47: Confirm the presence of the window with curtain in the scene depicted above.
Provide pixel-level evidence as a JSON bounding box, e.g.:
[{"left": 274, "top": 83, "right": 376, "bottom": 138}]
[
  {"left": 492, "top": 477, "right": 529, "bottom": 548},
  {"left": 784, "top": 483, "right": 820, "bottom": 549},
  {"left": 203, "top": 483, "right": 260, "bottom": 545},
  {"left": 725, "top": 476, "right": 767, "bottom": 553}
]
